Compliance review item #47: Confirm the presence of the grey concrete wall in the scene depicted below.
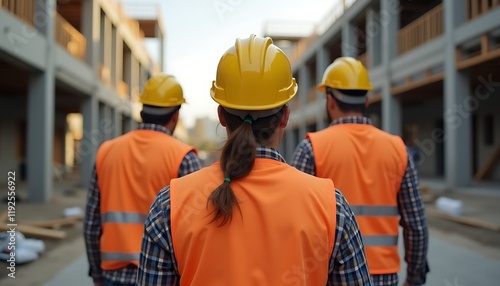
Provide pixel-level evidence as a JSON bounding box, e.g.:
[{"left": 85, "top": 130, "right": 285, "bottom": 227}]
[
  {"left": 475, "top": 88, "right": 500, "bottom": 181},
  {"left": 0, "top": 119, "right": 20, "bottom": 184},
  {"left": 402, "top": 98, "right": 444, "bottom": 177}
]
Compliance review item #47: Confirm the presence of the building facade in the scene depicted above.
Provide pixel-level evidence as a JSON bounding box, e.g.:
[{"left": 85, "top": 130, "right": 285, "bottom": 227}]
[
  {"left": 0, "top": 0, "right": 165, "bottom": 201},
  {"left": 281, "top": 0, "right": 500, "bottom": 189}
]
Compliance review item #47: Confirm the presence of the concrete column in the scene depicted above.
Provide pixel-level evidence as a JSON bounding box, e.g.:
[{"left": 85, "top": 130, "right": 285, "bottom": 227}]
[
  {"left": 80, "top": 96, "right": 99, "bottom": 188},
  {"left": 285, "top": 129, "right": 295, "bottom": 162},
  {"left": 82, "top": 0, "right": 100, "bottom": 75},
  {"left": 366, "top": 8, "right": 382, "bottom": 68},
  {"left": 110, "top": 26, "right": 117, "bottom": 87},
  {"left": 298, "top": 65, "right": 311, "bottom": 140},
  {"left": 104, "top": 17, "right": 112, "bottom": 75},
  {"left": 26, "top": 0, "right": 56, "bottom": 202},
  {"left": 113, "top": 109, "right": 122, "bottom": 138},
  {"left": 316, "top": 46, "right": 330, "bottom": 130},
  {"left": 381, "top": 0, "right": 402, "bottom": 135},
  {"left": 444, "top": 0, "right": 471, "bottom": 188},
  {"left": 99, "top": 103, "right": 113, "bottom": 142},
  {"left": 342, "top": 21, "right": 358, "bottom": 57},
  {"left": 131, "top": 57, "right": 140, "bottom": 98},
  {"left": 115, "top": 34, "right": 124, "bottom": 87},
  {"left": 157, "top": 24, "right": 165, "bottom": 71}
]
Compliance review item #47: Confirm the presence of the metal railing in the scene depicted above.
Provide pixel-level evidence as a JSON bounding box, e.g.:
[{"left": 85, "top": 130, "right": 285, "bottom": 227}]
[{"left": 397, "top": 4, "right": 443, "bottom": 55}]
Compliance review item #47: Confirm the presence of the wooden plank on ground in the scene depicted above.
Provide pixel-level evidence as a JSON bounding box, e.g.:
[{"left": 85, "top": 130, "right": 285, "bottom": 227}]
[
  {"left": 426, "top": 208, "right": 500, "bottom": 232},
  {"left": 0, "top": 224, "right": 66, "bottom": 239},
  {"left": 0, "top": 211, "right": 8, "bottom": 223},
  {"left": 24, "top": 216, "right": 83, "bottom": 229}
]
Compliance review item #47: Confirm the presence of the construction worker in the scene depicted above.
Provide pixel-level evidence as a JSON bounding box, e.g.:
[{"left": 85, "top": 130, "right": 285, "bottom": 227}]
[
  {"left": 137, "top": 35, "right": 372, "bottom": 285},
  {"left": 291, "top": 57, "right": 429, "bottom": 286},
  {"left": 84, "top": 74, "right": 201, "bottom": 286}
]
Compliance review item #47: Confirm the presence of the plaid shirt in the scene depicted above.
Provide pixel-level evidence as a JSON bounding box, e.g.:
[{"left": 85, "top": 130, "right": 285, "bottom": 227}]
[
  {"left": 137, "top": 147, "right": 372, "bottom": 285},
  {"left": 84, "top": 123, "right": 202, "bottom": 284},
  {"left": 291, "top": 117, "right": 429, "bottom": 286}
]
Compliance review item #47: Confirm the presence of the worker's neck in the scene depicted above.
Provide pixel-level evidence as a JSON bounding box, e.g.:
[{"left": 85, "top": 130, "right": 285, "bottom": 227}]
[{"left": 333, "top": 111, "right": 364, "bottom": 121}]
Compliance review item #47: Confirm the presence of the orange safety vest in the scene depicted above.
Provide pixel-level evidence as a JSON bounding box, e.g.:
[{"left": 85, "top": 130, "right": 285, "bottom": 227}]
[
  {"left": 170, "top": 159, "right": 336, "bottom": 286},
  {"left": 307, "top": 124, "right": 407, "bottom": 274},
  {"left": 96, "top": 129, "right": 195, "bottom": 270}
]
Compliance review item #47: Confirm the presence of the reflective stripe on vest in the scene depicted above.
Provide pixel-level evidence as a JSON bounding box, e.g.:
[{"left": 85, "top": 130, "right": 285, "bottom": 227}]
[
  {"left": 101, "top": 212, "right": 148, "bottom": 224},
  {"left": 350, "top": 205, "right": 399, "bottom": 216},
  {"left": 101, "top": 252, "right": 140, "bottom": 262}
]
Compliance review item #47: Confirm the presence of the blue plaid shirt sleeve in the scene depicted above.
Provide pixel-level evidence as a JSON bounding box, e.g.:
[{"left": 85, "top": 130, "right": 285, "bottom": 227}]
[
  {"left": 329, "top": 190, "right": 372, "bottom": 285},
  {"left": 398, "top": 152, "right": 429, "bottom": 285},
  {"left": 177, "top": 151, "right": 202, "bottom": 177},
  {"left": 137, "top": 186, "right": 179, "bottom": 286},
  {"left": 290, "top": 138, "right": 316, "bottom": 176},
  {"left": 83, "top": 165, "right": 103, "bottom": 283}
]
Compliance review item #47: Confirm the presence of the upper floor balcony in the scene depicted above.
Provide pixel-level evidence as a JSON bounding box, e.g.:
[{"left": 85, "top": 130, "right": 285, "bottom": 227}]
[{"left": 1, "top": 0, "right": 86, "bottom": 60}]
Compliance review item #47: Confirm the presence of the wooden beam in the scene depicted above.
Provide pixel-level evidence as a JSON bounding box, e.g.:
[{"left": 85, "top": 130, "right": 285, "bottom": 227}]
[
  {"left": 0, "top": 224, "right": 66, "bottom": 239},
  {"left": 391, "top": 73, "right": 444, "bottom": 95},
  {"left": 481, "top": 34, "right": 489, "bottom": 55},
  {"left": 0, "top": 211, "right": 7, "bottom": 223},
  {"left": 471, "top": 0, "right": 479, "bottom": 19},
  {"left": 427, "top": 208, "right": 500, "bottom": 232},
  {"left": 24, "top": 216, "right": 83, "bottom": 229},
  {"left": 482, "top": 0, "right": 489, "bottom": 13},
  {"left": 457, "top": 48, "right": 500, "bottom": 70},
  {"left": 474, "top": 147, "right": 500, "bottom": 180}
]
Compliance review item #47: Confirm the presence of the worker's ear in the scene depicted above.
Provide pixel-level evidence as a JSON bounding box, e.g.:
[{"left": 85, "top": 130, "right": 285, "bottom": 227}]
[
  {"left": 326, "top": 93, "right": 336, "bottom": 111},
  {"left": 171, "top": 109, "right": 180, "bottom": 123},
  {"left": 217, "top": 105, "right": 227, "bottom": 127},
  {"left": 279, "top": 106, "right": 290, "bottom": 128}
]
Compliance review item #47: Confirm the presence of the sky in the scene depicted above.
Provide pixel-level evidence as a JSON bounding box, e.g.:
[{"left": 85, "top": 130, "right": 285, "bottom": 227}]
[{"left": 133, "top": 0, "right": 340, "bottom": 128}]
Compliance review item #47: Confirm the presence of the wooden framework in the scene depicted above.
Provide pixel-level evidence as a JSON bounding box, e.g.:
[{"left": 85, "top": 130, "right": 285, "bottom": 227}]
[
  {"left": 397, "top": 4, "right": 444, "bottom": 55},
  {"left": 55, "top": 13, "right": 86, "bottom": 60},
  {"left": 391, "top": 70, "right": 444, "bottom": 95},
  {"left": 457, "top": 34, "right": 500, "bottom": 70},
  {"left": 467, "top": 0, "right": 500, "bottom": 20}
]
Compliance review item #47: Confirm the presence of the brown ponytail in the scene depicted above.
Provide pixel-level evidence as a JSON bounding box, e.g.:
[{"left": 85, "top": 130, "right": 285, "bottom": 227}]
[{"left": 207, "top": 107, "right": 286, "bottom": 226}]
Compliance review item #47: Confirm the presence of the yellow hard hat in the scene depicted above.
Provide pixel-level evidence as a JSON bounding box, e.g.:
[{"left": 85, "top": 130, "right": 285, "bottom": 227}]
[
  {"left": 317, "top": 57, "right": 372, "bottom": 92},
  {"left": 140, "top": 74, "right": 185, "bottom": 107},
  {"left": 210, "top": 34, "right": 297, "bottom": 110}
]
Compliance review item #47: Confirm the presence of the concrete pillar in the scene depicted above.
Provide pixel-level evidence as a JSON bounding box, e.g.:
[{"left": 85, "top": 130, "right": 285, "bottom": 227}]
[
  {"left": 99, "top": 103, "right": 113, "bottom": 142},
  {"left": 104, "top": 17, "right": 112, "bottom": 76},
  {"left": 366, "top": 8, "right": 382, "bottom": 68},
  {"left": 316, "top": 46, "right": 330, "bottom": 130},
  {"left": 82, "top": 0, "right": 100, "bottom": 75},
  {"left": 81, "top": 96, "right": 98, "bottom": 187},
  {"left": 113, "top": 109, "right": 122, "bottom": 138},
  {"left": 342, "top": 21, "right": 358, "bottom": 57},
  {"left": 131, "top": 57, "right": 140, "bottom": 98},
  {"left": 285, "top": 129, "right": 295, "bottom": 162},
  {"left": 26, "top": 0, "right": 56, "bottom": 202},
  {"left": 444, "top": 0, "right": 471, "bottom": 188},
  {"left": 115, "top": 34, "right": 124, "bottom": 87},
  {"left": 381, "top": 0, "right": 402, "bottom": 135},
  {"left": 298, "top": 65, "right": 311, "bottom": 140},
  {"left": 157, "top": 23, "right": 165, "bottom": 71}
]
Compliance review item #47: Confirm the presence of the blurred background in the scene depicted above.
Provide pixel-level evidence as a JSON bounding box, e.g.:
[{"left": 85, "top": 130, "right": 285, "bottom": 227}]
[{"left": 0, "top": 0, "right": 499, "bottom": 285}]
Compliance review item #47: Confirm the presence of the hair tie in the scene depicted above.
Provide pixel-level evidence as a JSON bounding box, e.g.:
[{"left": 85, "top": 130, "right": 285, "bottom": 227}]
[
  {"left": 224, "top": 177, "right": 231, "bottom": 183},
  {"left": 243, "top": 115, "right": 253, "bottom": 125}
]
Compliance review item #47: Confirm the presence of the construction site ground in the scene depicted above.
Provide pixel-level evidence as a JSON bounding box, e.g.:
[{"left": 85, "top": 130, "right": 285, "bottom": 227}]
[{"left": 0, "top": 173, "right": 499, "bottom": 285}]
